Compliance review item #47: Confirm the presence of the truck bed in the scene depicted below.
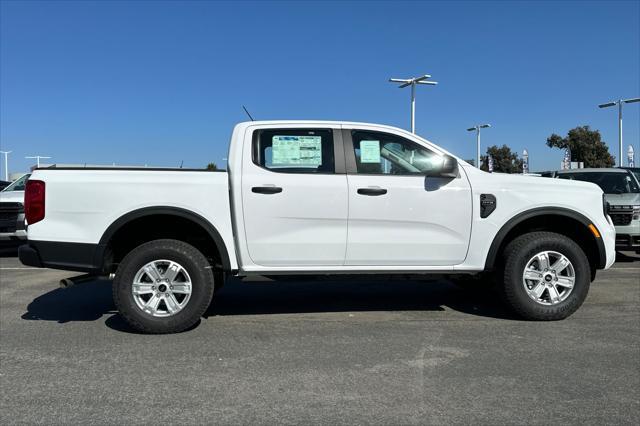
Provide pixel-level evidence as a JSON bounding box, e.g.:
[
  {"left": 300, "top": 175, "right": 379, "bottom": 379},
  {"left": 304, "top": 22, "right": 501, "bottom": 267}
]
[{"left": 26, "top": 168, "right": 235, "bottom": 259}]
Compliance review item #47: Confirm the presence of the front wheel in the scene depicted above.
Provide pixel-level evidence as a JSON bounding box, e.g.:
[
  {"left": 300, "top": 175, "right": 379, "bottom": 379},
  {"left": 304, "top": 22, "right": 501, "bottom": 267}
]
[
  {"left": 500, "top": 232, "right": 591, "bottom": 320},
  {"left": 113, "top": 239, "right": 216, "bottom": 334}
]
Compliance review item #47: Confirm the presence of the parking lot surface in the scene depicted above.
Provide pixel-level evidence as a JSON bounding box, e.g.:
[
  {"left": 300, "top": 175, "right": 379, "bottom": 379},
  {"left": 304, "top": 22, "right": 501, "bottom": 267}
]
[{"left": 1, "top": 250, "right": 639, "bottom": 425}]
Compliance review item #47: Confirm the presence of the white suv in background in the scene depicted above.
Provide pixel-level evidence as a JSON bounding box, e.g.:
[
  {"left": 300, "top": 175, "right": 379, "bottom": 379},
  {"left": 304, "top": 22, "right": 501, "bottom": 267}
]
[{"left": 556, "top": 168, "right": 640, "bottom": 253}]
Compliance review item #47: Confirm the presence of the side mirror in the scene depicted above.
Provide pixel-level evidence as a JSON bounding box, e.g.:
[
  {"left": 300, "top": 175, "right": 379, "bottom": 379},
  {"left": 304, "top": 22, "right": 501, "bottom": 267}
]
[{"left": 425, "top": 154, "right": 458, "bottom": 178}]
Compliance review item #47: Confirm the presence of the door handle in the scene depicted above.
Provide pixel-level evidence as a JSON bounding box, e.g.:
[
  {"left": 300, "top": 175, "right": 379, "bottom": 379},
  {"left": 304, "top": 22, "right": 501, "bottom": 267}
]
[
  {"left": 357, "top": 187, "right": 387, "bottom": 196},
  {"left": 252, "top": 186, "right": 283, "bottom": 194}
]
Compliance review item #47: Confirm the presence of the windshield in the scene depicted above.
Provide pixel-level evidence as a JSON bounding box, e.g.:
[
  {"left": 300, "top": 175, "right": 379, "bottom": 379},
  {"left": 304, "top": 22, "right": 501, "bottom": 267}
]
[
  {"left": 1, "top": 174, "right": 30, "bottom": 192},
  {"left": 558, "top": 172, "right": 640, "bottom": 194}
]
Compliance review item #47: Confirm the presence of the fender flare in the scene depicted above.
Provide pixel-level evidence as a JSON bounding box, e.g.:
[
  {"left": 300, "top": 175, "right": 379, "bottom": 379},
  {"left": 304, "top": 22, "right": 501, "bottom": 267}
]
[
  {"left": 97, "top": 206, "right": 232, "bottom": 271},
  {"left": 484, "top": 207, "right": 606, "bottom": 270}
]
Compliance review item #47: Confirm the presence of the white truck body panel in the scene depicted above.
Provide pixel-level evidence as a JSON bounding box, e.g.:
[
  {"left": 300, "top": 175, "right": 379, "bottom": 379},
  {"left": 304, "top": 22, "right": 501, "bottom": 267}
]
[
  {"left": 459, "top": 165, "right": 616, "bottom": 270},
  {"left": 26, "top": 170, "right": 238, "bottom": 270}
]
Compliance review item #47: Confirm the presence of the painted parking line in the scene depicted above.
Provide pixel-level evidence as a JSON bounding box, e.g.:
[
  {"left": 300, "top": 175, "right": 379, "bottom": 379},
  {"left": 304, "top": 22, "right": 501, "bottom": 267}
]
[{"left": 0, "top": 267, "right": 43, "bottom": 270}]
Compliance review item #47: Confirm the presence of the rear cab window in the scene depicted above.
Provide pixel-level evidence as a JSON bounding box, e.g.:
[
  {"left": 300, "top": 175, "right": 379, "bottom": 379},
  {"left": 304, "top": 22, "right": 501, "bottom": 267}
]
[{"left": 253, "top": 129, "right": 335, "bottom": 174}]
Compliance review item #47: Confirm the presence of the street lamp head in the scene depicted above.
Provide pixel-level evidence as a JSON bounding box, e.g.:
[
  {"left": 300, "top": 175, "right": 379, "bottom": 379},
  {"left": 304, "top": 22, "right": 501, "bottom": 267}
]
[
  {"left": 467, "top": 124, "right": 490, "bottom": 131},
  {"left": 598, "top": 102, "right": 617, "bottom": 108},
  {"left": 622, "top": 97, "right": 640, "bottom": 104},
  {"left": 389, "top": 75, "right": 438, "bottom": 88},
  {"left": 413, "top": 75, "right": 432, "bottom": 82}
]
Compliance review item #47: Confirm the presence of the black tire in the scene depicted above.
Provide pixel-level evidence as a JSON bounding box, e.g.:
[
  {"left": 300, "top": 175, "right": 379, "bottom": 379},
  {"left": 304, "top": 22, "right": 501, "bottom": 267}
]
[
  {"left": 113, "top": 239, "right": 215, "bottom": 334},
  {"left": 213, "top": 270, "right": 225, "bottom": 293},
  {"left": 500, "top": 231, "right": 590, "bottom": 321}
]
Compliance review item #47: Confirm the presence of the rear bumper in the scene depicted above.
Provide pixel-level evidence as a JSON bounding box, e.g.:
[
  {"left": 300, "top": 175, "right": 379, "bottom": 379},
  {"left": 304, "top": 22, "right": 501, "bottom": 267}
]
[
  {"left": 17, "top": 243, "right": 42, "bottom": 267},
  {"left": 19, "top": 240, "right": 105, "bottom": 273}
]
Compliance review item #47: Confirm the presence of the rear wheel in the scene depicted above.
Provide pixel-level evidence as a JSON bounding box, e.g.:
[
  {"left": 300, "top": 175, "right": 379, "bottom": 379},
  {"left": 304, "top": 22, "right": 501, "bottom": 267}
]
[
  {"left": 113, "top": 239, "right": 215, "bottom": 334},
  {"left": 500, "top": 232, "right": 590, "bottom": 320}
]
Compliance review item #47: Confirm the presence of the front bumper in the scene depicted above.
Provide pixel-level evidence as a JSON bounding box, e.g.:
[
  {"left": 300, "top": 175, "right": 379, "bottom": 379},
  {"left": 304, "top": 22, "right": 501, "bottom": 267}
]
[
  {"left": 0, "top": 204, "right": 26, "bottom": 241},
  {"left": 613, "top": 221, "right": 640, "bottom": 249},
  {"left": 601, "top": 216, "right": 617, "bottom": 269},
  {"left": 616, "top": 234, "right": 640, "bottom": 249},
  {"left": 0, "top": 229, "right": 27, "bottom": 241}
]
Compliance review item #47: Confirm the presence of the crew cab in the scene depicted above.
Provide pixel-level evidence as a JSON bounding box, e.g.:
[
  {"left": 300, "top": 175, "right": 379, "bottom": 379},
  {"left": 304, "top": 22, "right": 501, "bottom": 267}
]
[{"left": 19, "top": 121, "right": 616, "bottom": 333}]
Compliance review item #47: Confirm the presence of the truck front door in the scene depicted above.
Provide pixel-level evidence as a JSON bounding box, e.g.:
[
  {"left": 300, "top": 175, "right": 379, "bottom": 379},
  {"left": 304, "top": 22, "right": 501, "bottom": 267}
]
[{"left": 343, "top": 127, "right": 473, "bottom": 266}]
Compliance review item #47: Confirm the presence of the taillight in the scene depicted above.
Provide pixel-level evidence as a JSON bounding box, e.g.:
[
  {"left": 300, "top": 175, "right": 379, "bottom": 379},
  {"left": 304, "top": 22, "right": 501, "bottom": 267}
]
[{"left": 25, "top": 180, "right": 45, "bottom": 225}]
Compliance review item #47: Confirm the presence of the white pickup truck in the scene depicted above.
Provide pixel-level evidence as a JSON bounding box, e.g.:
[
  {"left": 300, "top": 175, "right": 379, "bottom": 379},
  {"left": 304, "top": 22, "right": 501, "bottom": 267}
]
[{"left": 19, "top": 121, "right": 616, "bottom": 333}]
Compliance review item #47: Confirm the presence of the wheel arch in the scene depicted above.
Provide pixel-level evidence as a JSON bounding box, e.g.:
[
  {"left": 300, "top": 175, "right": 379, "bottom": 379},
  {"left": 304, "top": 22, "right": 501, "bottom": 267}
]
[
  {"left": 97, "top": 206, "right": 232, "bottom": 272},
  {"left": 484, "top": 207, "right": 606, "bottom": 272}
]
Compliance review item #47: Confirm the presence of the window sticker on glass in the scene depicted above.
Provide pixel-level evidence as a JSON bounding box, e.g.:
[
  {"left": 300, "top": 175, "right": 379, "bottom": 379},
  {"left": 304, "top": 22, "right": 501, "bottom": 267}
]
[
  {"left": 272, "top": 135, "right": 322, "bottom": 168},
  {"left": 360, "top": 140, "right": 381, "bottom": 163}
]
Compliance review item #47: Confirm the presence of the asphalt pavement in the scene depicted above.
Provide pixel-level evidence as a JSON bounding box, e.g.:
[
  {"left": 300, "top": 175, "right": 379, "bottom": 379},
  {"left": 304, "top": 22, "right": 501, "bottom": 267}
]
[{"left": 1, "top": 248, "right": 639, "bottom": 425}]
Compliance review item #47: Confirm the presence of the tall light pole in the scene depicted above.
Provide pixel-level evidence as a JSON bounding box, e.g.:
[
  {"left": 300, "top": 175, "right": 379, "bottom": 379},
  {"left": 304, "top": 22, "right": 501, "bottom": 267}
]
[
  {"left": 598, "top": 97, "right": 640, "bottom": 167},
  {"left": 25, "top": 155, "right": 51, "bottom": 168},
  {"left": 389, "top": 74, "right": 438, "bottom": 133},
  {"left": 0, "top": 151, "right": 11, "bottom": 181},
  {"left": 467, "top": 124, "right": 491, "bottom": 168}
]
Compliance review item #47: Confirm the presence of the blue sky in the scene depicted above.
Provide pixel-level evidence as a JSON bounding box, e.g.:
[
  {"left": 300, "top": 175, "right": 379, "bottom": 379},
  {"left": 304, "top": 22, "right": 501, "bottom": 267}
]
[{"left": 1, "top": 0, "right": 639, "bottom": 174}]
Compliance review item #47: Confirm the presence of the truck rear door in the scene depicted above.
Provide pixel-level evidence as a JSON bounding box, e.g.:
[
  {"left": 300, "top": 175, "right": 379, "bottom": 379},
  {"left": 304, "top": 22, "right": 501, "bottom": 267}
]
[{"left": 240, "top": 126, "right": 348, "bottom": 266}]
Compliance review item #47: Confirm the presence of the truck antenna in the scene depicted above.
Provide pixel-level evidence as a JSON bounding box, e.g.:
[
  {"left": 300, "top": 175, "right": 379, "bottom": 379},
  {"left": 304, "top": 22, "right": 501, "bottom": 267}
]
[{"left": 242, "top": 105, "right": 255, "bottom": 121}]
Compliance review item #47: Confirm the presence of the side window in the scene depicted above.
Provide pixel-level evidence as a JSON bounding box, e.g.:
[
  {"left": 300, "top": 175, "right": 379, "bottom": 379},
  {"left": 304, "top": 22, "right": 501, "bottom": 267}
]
[
  {"left": 351, "top": 130, "right": 441, "bottom": 175},
  {"left": 253, "top": 129, "right": 335, "bottom": 173}
]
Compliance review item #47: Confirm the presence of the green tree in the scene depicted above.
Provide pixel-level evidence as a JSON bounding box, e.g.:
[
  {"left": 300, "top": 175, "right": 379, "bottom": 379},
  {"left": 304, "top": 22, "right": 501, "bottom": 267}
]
[
  {"left": 546, "top": 126, "right": 614, "bottom": 168},
  {"left": 206, "top": 162, "right": 218, "bottom": 171},
  {"left": 480, "top": 145, "right": 523, "bottom": 173}
]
